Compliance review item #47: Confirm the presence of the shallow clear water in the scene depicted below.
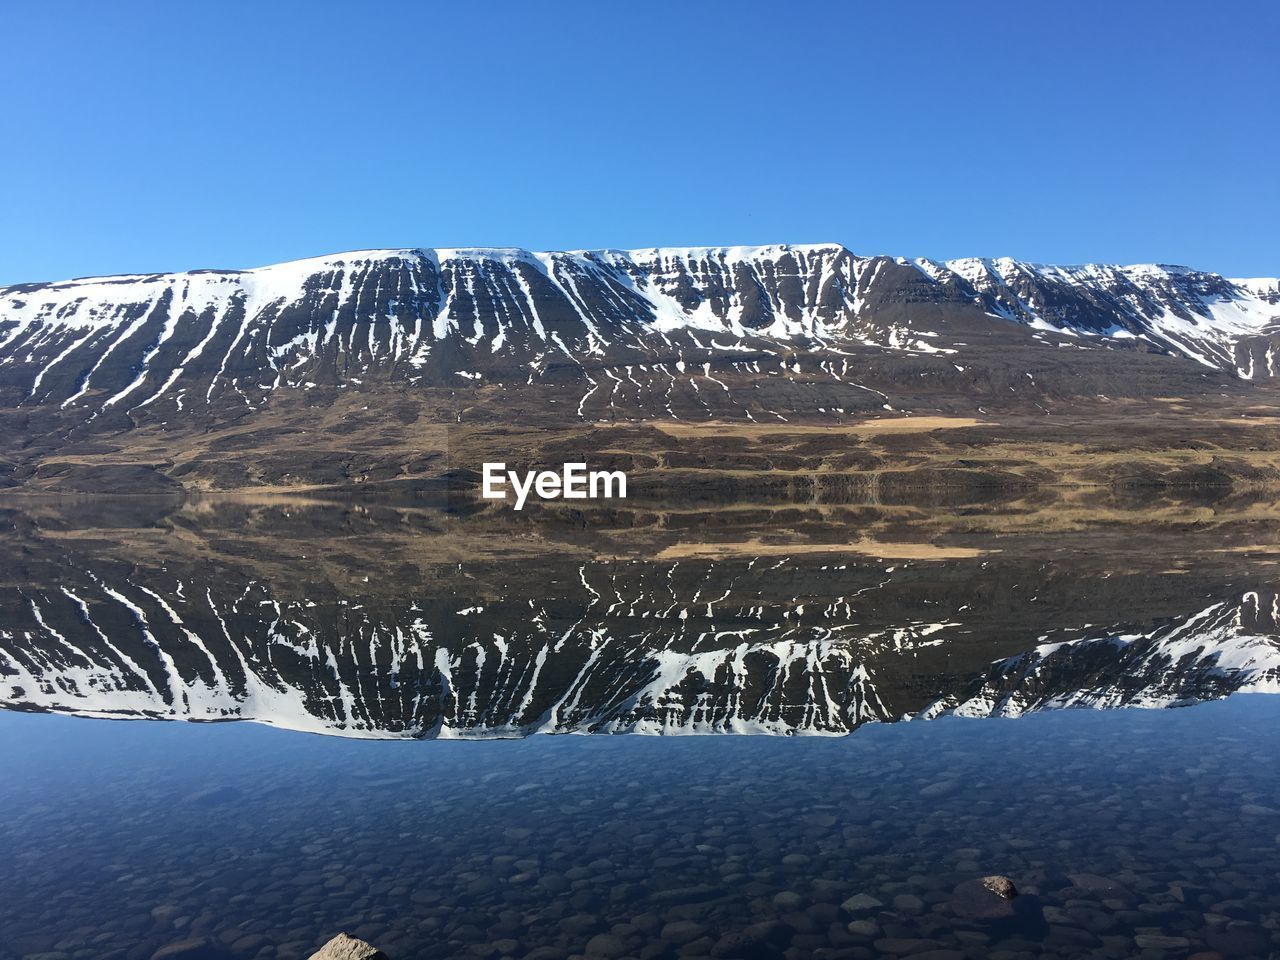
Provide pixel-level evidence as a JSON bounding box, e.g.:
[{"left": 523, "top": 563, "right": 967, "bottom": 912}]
[{"left": 2, "top": 697, "right": 1279, "bottom": 960}]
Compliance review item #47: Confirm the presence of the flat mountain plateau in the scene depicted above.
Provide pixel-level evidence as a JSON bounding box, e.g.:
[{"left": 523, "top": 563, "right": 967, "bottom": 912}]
[{"left": 2, "top": 245, "right": 1278, "bottom": 502}]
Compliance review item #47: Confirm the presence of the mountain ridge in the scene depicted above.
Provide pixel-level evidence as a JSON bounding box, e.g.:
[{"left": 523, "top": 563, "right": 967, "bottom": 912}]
[
  {"left": 5, "top": 243, "right": 1271, "bottom": 287},
  {"left": 3, "top": 242, "right": 1278, "bottom": 418}
]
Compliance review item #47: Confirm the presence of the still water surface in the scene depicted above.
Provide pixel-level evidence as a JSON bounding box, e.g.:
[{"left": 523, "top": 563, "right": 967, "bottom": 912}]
[{"left": 1, "top": 498, "right": 1278, "bottom": 960}]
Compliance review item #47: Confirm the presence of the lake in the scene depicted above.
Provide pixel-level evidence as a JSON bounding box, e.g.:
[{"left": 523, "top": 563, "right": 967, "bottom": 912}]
[{"left": 1, "top": 496, "right": 1277, "bottom": 960}]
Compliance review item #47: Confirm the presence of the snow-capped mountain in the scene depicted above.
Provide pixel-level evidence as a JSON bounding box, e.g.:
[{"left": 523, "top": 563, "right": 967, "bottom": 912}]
[
  {"left": 913, "top": 257, "right": 1280, "bottom": 378},
  {"left": 1, "top": 245, "right": 1276, "bottom": 425}
]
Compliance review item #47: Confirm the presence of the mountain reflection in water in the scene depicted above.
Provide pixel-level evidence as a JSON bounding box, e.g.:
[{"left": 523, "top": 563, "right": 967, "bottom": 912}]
[{"left": 2, "top": 497, "right": 1277, "bottom": 738}]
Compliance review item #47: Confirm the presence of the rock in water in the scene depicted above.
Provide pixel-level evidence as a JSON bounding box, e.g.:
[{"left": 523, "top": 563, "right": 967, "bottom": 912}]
[
  {"left": 1065, "top": 872, "right": 1127, "bottom": 895},
  {"left": 307, "top": 933, "right": 388, "bottom": 960},
  {"left": 840, "top": 893, "right": 883, "bottom": 913},
  {"left": 981, "top": 875, "right": 1017, "bottom": 899},
  {"left": 950, "top": 876, "right": 1019, "bottom": 920}
]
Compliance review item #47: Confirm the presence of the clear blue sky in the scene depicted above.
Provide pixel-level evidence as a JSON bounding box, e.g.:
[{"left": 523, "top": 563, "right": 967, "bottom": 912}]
[{"left": 3, "top": 0, "right": 1277, "bottom": 284}]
